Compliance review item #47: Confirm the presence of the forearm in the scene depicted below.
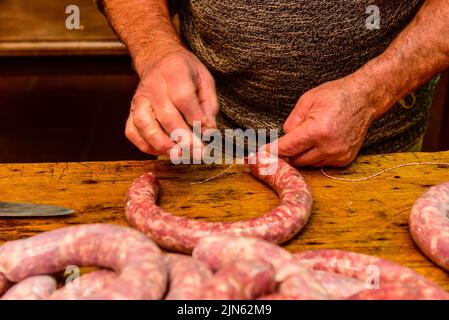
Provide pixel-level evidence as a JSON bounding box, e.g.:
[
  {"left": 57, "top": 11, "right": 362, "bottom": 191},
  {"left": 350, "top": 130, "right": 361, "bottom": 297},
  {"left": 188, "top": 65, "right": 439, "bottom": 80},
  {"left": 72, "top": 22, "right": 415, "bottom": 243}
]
[
  {"left": 101, "top": 0, "right": 182, "bottom": 76},
  {"left": 349, "top": 0, "right": 449, "bottom": 119}
]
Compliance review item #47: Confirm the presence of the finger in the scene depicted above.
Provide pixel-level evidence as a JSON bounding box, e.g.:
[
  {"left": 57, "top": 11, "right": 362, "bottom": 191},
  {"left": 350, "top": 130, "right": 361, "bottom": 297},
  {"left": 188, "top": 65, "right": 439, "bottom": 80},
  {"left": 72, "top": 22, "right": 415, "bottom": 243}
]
[
  {"left": 125, "top": 116, "right": 159, "bottom": 155},
  {"left": 151, "top": 95, "right": 205, "bottom": 158},
  {"left": 311, "top": 160, "right": 328, "bottom": 168},
  {"left": 283, "top": 98, "right": 308, "bottom": 133},
  {"left": 132, "top": 96, "right": 176, "bottom": 155},
  {"left": 268, "top": 120, "right": 316, "bottom": 158},
  {"left": 290, "top": 148, "right": 324, "bottom": 167},
  {"left": 167, "top": 77, "right": 210, "bottom": 129},
  {"left": 197, "top": 70, "right": 218, "bottom": 128},
  {"left": 315, "top": 158, "right": 352, "bottom": 168}
]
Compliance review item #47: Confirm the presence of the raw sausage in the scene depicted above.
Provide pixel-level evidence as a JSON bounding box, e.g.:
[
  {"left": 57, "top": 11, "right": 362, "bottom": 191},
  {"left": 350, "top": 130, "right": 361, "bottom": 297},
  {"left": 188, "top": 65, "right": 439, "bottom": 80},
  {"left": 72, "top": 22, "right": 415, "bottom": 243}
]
[
  {"left": 193, "top": 235, "right": 332, "bottom": 298},
  {"left": 279, "top": 273, "right": 330, "bottom": 300},
  {"left": 279, "top": 271, "right": 366, "bottom": 300},
  {"left": 409, "top": 182, "right": 449, "bottom": 272},
  {"left": 1, "top": 276, "right": 56, "bottom": 300},
  {"left": 50, "top": 270, "right": 117, "bottom": 300},
  {"left": 348, "top": 282, "right": 449, "bottom": 300},
  {"left": 307, "top": 270, "right": 366, "bottom": 299},
  {"left": 125, "top": 152, "right": 313, "bottom": 253},
  {"left": 294, "top": 249, "right": 448, "bottom": 297},
  {"left": 0, "top": 224, "right": 167, "bottom": 300},
  {"left": 193, "top": 236, "right": 311, "bottom": 281},
  {"left": 164, "top": 254, "right": 212, "bottom": 300},
  {"left": 201, "top": 260, "right": 276, "bottom": 300}
]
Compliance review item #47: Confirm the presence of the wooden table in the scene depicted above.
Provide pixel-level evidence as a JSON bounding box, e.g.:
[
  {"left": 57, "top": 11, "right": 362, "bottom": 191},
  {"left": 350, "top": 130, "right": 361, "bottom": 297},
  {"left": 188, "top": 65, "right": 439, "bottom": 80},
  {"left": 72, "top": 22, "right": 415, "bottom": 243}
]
[{"left": 1, "top": 151, "right": 449, "bottom": 290}]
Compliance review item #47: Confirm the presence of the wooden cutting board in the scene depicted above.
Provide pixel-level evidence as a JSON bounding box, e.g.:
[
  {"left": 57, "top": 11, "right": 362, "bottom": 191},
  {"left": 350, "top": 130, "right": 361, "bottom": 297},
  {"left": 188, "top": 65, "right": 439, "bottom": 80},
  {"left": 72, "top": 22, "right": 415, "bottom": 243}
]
[{"left": 0, "top": 151, "right": 449, "bottom": 290}]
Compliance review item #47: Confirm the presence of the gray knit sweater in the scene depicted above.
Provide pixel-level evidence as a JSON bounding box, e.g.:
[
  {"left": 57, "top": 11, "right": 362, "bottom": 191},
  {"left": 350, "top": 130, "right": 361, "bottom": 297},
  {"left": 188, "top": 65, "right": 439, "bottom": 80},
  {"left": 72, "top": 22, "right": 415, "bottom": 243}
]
[{"left": 175, "top": 0, "right": 438, "bottom": 154}]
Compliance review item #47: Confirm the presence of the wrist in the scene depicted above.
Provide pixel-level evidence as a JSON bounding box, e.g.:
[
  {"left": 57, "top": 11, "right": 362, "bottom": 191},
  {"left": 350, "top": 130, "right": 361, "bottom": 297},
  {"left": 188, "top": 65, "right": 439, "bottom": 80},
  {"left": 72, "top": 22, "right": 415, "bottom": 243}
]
[
  {"left": 133, "top": 40, "right": 185, "bottom": 78},
  {"left": 344, "top": 57, "right": 400, "bottom": 120}
]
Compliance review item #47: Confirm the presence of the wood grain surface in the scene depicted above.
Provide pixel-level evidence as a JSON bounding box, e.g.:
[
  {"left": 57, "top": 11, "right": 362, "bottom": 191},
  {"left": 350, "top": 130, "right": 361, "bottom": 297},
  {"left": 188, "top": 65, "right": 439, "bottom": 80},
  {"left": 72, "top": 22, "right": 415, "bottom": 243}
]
[{"left": 0, "top": 151, "right": 449, "bottom": 290}]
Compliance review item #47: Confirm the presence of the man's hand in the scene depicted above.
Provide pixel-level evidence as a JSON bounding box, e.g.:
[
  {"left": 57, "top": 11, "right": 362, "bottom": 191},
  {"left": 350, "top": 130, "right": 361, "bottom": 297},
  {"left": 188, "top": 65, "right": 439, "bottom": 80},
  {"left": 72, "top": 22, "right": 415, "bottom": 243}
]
[
  {"left": 273, "top": 77, "right": 378, "bottom": 167},
  {"left": 272, "top": 0, "right": 449, "bottom": 167},
  {"left": 125, "top": 47, "right": 219, "bottom": 156},
  {"left": 100, "top": 0, "right": 218, "bottom": 156}
]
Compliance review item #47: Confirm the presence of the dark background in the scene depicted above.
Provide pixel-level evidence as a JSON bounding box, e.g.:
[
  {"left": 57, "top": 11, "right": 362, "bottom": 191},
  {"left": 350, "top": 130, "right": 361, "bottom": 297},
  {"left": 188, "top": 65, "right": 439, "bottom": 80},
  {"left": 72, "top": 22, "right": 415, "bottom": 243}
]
[{"left": 0, "top": 0, "right": 448, "bottom": 163}]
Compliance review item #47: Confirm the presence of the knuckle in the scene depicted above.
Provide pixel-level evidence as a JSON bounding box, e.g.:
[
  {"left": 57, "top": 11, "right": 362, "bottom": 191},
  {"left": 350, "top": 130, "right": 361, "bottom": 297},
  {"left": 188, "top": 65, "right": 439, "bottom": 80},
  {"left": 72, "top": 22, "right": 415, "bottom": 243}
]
[
  {"left": 142, "top": 125, "right": 161, "bottom": 139},
  {"left": 125, "top": 126, "right": 135, "bottom": 140},
  {"left": 297, "top": 93, "right": 309, "bottom": 105},
  {"left": 132, "top": 94, "right": 149, "bottom": 107},
  {"left": 158, "top": 107, "right": 179, "bottom": 124},
  {"left": 202, "top": 71, "right": 216, "bottom": 88},
  {"left": 283, "top": 122, "right": 293, "bottom": 133},
  {"left": 132, "top": 111, "right": 147, "bottom": 128},
  {"left": 171, "top": 87, "right": 194, "bottom": 105},
  {"left": 318, "top": 125, "right": 335, "bottom": 139},
  {"left": 281, "top": 144, "right": 298, "bottom": 157},
  {"left": 324, "top": 144, "right": 342, "bottom": 155}
]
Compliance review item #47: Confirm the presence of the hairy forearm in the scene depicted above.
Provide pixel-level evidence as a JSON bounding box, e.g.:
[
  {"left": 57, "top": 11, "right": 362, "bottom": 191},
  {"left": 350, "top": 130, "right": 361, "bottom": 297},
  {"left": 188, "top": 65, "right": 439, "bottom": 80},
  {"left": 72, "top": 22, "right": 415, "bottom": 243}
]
[
  {"left": 101, "top": 0, "right": 182, "bottom": 76},
  {"left": 350, "top": 0, "right": 449, "bottom": 118}
]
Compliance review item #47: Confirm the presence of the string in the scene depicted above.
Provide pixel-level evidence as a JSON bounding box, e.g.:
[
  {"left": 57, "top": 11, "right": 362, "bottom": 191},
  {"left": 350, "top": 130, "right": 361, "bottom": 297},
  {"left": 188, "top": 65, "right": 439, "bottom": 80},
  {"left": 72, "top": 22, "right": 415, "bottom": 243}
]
[
  {"left": 190, "top": 163, "right": 237, "bottom": 185},
  {"left": 190, "top": 161, "right": 449, "bottom": 184},
  {"left": 321, "top": 162, "right": 449, "bottom": 182}
]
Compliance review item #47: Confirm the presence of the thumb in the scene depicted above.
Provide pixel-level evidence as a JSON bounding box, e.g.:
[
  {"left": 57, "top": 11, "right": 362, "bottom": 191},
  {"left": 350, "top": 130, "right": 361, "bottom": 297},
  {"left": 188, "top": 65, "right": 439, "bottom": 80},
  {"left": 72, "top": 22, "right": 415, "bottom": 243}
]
[
  {"left": 283, "top": 95, "right": 310, "bottom": 133},
  {"left": 270, "top": 119, "right": 316, "bottom": 158}
]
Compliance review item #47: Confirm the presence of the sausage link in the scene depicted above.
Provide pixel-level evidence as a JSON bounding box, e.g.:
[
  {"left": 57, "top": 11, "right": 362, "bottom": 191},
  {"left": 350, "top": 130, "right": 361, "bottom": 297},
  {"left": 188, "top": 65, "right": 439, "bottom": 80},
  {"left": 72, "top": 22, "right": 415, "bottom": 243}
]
[
  {"left": 347, "top": 282, "right": 449, "bottom": 300},
  {"left": 125, "top": 152, "right": 313, "bottom": 253},
  {"left": 309, "top": 270, "right": 366, "bottom": 299},
  {"left": 193, "top": 236, "right": 307, "bottom": 281},
  {"left": 279, "top": 270, "right": 365, "bottom": 300},
  {"left": 279, "top": 273, "right": 331, "bottom": 300},
  {"left": 1, "top": 276, "right": 57, "bottom": 300},
  {"left": 164, "top": 254, "right": 212, "bottom": 300},
  {"left": 49, "top": 270, "right": 117, "bottom": 300},
  {"left": 409, "top": 182, "right": 449, "bottom": 272},
  {"left": 0, "top": 224, "right": 167, "bottom": 300},
  {"left": 193, "top": 235, "right": 334, "bottom": 300},
  {"left": 294, "top": 249, "right": 448, "bottom": 297},
  {"left": 201, "top": 260, "right": 276, "bottom": 300}
]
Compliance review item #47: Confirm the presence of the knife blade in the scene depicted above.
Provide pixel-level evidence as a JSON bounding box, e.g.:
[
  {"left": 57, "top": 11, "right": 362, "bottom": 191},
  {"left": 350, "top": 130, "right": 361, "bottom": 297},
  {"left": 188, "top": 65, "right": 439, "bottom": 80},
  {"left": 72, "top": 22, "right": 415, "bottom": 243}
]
[{"left": 0, "top": 202, "right": 75, "bottom": 217}]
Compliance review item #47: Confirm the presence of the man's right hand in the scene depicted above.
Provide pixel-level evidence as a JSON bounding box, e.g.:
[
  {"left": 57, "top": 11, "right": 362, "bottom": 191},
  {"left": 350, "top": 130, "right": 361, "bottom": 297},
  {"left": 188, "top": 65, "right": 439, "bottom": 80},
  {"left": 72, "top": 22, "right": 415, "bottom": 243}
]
[{"left": 125, "top": 46, "right": 219, "bottom": 156}]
